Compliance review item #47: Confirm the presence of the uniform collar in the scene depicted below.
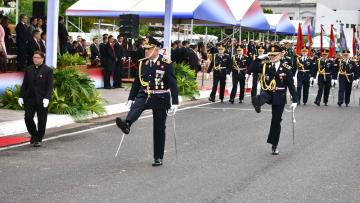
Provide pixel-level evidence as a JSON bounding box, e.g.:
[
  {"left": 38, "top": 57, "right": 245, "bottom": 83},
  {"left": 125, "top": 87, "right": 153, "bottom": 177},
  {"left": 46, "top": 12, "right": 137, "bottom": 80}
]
[{"left": 150, "top": 55, "right": 160, "bottom": 64}]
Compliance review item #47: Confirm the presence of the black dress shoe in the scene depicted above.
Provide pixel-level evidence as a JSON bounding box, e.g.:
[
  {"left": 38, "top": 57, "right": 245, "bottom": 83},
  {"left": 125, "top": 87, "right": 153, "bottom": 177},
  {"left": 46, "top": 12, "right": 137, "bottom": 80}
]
[
  {"left": 337, "top": 102, "right": 342, "bottom": 107},
  {"left": 271, "top": 145, "right": 279, "bottom": 155},
  {"left": 346, "top": 104, "right": 349, "bottom": 107},
  {"left": 324, "top": 103, "right": 328, "bottom": 106},
  {"left": 208, "top": 97, "right": 215, "bottom": 102},
  {"left": 251, "top": 96, "right": 261, "bottom": 113},
  {"left": 30, "top": 137, "right": 35, "bottom": 144},
  {"left": 33, "top": 142, "right": 41, "bottom": 147},
  {"left": 303, "top": 103, "right": 307, "bottom": 106},
  {"left": 115, "top": 117, "right": 130, "bottom": 134},
  {"left": 220, "top": 99, "right": 224, "bottom": 103},
  {"left": 314, "top": 101, "right": 320, "bottom": 106},
  {"left": 104, "top": 86, "right": 113, "bottom": 89},
  {"left": 239, "top": 100, "right": 243, "bottom": 103},
  {"left": 152, "top": 159, "right": 163, "bottom": 167},
  {"left": 229, "top": 99, "right": 234, "bottom": 104}
]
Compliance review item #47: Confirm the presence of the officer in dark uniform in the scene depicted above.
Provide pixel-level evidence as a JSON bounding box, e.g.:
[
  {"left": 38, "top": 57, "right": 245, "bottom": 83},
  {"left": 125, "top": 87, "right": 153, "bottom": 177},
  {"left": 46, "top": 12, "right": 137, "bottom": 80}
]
[
  {"left": 295, "top": 47, "right": 316, "bottom": 105},
  {"left": 314, "top": 50, "right": 335, "bottom": 106},
  {"left": 251, "top": 45, "right": 297, "bottom": 155},
  {"left": 18, "top": 51, "right": 53, "bottom": 147},
  {"left": 207, "top": 44, "right": 231, "bottom": 103},
  {"left": 115, "top": 37, "right": 179, "bottom": 167},
  {"left": 337, "top": 50, "right": 358, "bottom": 107},
  {"left": 229, "top": 47, "right": 250, "bottom": 103}
]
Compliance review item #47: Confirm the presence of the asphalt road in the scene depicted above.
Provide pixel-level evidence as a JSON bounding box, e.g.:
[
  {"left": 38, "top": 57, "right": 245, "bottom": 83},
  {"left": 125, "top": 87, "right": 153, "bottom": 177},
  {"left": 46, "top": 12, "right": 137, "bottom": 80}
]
[{"left": 0, "top": 87, "right": 360, "bottom": 203}]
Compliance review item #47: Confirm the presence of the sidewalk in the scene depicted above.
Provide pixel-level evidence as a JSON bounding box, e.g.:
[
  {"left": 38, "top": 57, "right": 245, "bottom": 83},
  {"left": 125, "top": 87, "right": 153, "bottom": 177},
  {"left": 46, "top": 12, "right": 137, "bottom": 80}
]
[{"left": 0, "top": 74, "right": 236, "bottom": 139}]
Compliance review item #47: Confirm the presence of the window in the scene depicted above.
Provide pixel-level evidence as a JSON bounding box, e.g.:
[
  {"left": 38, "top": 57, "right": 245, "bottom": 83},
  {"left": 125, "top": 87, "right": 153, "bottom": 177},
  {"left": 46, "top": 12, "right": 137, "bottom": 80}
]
[{"left": 346, "top": 24, "right": 349, "bottom": 28}]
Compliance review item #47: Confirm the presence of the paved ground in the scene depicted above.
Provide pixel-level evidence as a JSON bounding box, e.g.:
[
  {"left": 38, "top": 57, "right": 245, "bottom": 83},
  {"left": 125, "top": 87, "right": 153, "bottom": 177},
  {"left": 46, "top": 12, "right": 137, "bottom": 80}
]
[{"left": 0, "top": 87, "right": 359, "bottom": 203}]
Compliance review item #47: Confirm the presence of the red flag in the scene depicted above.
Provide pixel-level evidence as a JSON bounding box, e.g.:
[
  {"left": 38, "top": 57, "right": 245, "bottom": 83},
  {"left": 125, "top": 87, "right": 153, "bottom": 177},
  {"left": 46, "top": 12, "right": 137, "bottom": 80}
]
[
  {"left": 329, "top": 24, "right": 335, "bottom": 58},
  {"left": 296, "top": 23, "right": 304, "bottom": 55},
  {"left": 307, "top": 24, "right": 313, "bottom": 57},
  {"left": 353, "top": 26, "right": 358, "bottom": 56}
]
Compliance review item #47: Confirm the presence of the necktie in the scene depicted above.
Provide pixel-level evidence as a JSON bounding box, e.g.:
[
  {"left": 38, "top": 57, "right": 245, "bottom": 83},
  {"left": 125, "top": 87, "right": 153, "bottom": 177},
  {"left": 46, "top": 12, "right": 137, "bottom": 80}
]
[{"left": 150, "top": 61, "right": 154, "bottom": 67}]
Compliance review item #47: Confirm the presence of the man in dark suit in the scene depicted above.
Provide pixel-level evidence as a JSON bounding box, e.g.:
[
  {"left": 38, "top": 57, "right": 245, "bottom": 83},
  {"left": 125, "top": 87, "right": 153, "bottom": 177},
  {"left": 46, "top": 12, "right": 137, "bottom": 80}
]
[
  {"left": 27, "top": 30, "right": 44, "bottom": 65},
  {"left": 90, "top": 37, "right": 101, "bottom": 66},
  {"left": 188, "top": 44, "right": 201, "bottom": 77},
  {"left": 114, "top": 35, "right": 126, "bottom": 88},
  {"left": 103, "top": 35, "right": 117, "bottom": 89},
  {"left": 18, "top": 51, "right": 53, "bottom": 147},
  {"left": 16, "top": 14, "right": 30, "bottom": 70},
  {"left": 115, "top": 37, "right": 179, "bottom": 166},
  {"left": 251, "top": 45, "right": 297, "bottom": 155},
  {"left": 40, "top": 32, "right": 46, "bottom": 53},
  {"left": 58, "top": 16, "right": 69, "bottom": 54},
  {"left": 99, "top": 36, "right": 108, "bottom": 67}
]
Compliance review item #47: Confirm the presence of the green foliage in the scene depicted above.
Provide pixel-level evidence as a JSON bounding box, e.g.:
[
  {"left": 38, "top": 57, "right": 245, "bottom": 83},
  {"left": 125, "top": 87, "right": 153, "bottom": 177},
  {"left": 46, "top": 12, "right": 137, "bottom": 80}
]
[
  {"left": 0, "top": 68, "right": 106, "bottom": 119},
  {"left": 0, "top": 85, "right": 23, "bottom": 110},
  {"left": 49, "top": 67, "right": 106, "bottom": 119},
  {"left": 174, "top": 63, "right": 199, "bottom": 99},
  {"left": 57, "top": 53, "right": 86, "bottom": 68},
  {"left": 139, "top": 24, "right": 149, "bottom": 37},
  {"left": 263, "top": 8, "right": 273, "bottom": 14}
]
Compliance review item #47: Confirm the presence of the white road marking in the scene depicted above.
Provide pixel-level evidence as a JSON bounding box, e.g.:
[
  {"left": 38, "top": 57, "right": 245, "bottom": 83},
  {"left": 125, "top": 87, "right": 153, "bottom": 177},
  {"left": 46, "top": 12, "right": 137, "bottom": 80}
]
[{"left": 0, "top": 100, "right": 222, "bottom": 151}]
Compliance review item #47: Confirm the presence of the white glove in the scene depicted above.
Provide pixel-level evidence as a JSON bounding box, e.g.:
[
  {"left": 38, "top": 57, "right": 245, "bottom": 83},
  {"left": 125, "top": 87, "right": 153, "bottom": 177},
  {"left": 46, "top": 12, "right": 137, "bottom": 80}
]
[
  {"left": 18, "top": 98, "right": 24, "bottom": 107},
  {"left": 170, "top": 104, "right": 179, "bottom": 115},
  {"left": 126, "top": 100, "right": 134, "bottom": 109},
  {"left": 206, "top": 73, "right": 210, "bottom": 79},
  {"left": 331, "top": 79, "right": 335, "bottom": 86},
  {"left": 353, "top": 80, "right": 357, "bottom": 87},
  {"left": 226, "top": 74, "right": 230, "bottom": 79},
  {"left": 334, "top": 79, "right": 337, "bottom": 85},
  {"left": 245, "top": 73, "right": 249, "bottom": 80},
  {"left": 356, "top": 79, "right": 359, "bottom": 85},
  {"left": 290, "top": 102, "right": 297, "bottom": 110},
  {"left": 310, "top": 77, "right": 314, "bottom": 83},
  {"left": 43, "top": 98, "right": 49, "bottom": 108}
]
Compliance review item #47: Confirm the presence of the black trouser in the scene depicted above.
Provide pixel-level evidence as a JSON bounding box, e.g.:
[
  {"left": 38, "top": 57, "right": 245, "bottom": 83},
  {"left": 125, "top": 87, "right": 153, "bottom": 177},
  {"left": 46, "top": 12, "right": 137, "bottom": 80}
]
[
  {"left": 103, "top": 66, "right": 114, "bottom": 88},
  {"left": 315, "top": 76, "right": 331, "bottom": 104},
  {"left": 230, "top": 73, "right": 246, "bottom": 101},
  {"left": 113, "top": 63, "right": 122, "bottom": 88},
  {"left": 297, "top": 73, "right": 310, "bottom": 104},
  {"left": 24, "top": 103, "right": 48, "bottom": 143},
  {"left": 267, "top": 104, "right": 285, "bottom": 147},
  {"left": 258, "top": 91, "right": 285, "bottom": 147},
  {"left": 16, "top": 43, "right": 27, "bottom": 71},
  {"left": 210, "top": 75, "right": 226, "bottom": 100},
  {"left": 126, "top": 95, "right": 168, "bottom": 160},
  {"left": 338, "top": 76, "right": 352, "bottom": 105},
  {"left": 59, "top": 41, "right": 67, "bottom": 55}
]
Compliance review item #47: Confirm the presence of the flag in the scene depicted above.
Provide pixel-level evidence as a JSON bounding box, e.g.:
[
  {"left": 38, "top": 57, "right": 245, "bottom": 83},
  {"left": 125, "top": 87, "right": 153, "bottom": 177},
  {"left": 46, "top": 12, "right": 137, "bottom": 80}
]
[
  {"left": 307, "top": 24, "right": 313, "bottom": 57},
  {"left": 339, "top": 23, "right": 347, "bottom": 53},
  {"left": 329, "top": 24, "right": 335, "bottom": 58},
  {"left": 353, "top": 26, "right": 358, "bottom": 56},
  {"left": 320, "top": 24, "right": 324, "bottom": 53},
  {"left": 296, "top": 23, "right": 304, "bottom": 55}
]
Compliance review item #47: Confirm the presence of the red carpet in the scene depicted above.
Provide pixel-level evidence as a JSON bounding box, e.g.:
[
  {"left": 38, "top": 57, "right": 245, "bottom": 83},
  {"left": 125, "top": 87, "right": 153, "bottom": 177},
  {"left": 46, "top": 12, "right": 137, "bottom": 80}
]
[{"left": 0, "top": 136, "right": 30, "bottom": 147}]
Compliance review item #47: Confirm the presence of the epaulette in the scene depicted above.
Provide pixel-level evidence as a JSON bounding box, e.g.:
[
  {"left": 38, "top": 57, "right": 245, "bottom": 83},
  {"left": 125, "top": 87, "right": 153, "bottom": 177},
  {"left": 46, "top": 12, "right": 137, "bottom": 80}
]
[
  {"left": 139, "top": 57, "right": 147, "bottom": 61},
  {"left": 282, "top": 63, "right": 292, "bottom": 70},
  {"left": 161, "top": 57, "right": 172, "bottom": 64}
]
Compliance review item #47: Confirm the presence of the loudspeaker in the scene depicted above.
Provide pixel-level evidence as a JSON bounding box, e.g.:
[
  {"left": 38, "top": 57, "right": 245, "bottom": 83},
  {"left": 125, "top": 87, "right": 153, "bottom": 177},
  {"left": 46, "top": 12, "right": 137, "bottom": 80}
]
[
  {"left": 33, "top": 1, "right": 45, "bottom": 19},
  {"left": 119, "top": 14, "right": 139, "bottom": 39}
]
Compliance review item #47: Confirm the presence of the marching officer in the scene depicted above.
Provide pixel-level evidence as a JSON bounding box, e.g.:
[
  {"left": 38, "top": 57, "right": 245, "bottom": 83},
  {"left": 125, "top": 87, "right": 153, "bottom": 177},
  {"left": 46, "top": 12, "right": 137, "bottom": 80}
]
[
  {"left": 115, "top": 37, "right": 179, "bottom": 167},
  {"left": 337, "top": 50, "right": 358, "bottom": 107},
  {"left": 207, "top": 44, "right": 231, "bottom": 103},
  {"left": 295, "top": 47, "right": 316, "bottom": 105},
  {"left": 229, "top": 47, "right": 250, "bottom": 104},
  {"left": 314, "top": 49, "right": 335, "bottom": 106},
  {"left": 251, "top": 45, "right": 297, "bottom": 155}
]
